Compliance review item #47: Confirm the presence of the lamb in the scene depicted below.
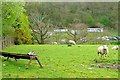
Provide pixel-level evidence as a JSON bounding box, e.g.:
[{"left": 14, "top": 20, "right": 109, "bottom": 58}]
[
  {"left": 68, "top": 40, "right": 76, "bottom": 45},
  {"left": 98, "top": 45, "right": 109, "bottom": 58},
  {"left": 112, "top": 46, "right": 119, "bottom": 50}
]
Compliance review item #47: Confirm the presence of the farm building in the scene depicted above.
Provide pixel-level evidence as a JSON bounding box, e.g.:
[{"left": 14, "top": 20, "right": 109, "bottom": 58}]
[{"left": 87, "top": 28, "right": 103, "bottom": 32}]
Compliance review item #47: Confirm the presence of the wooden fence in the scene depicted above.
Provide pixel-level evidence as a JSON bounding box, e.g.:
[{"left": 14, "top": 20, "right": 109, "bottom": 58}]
[{"left": 1, "top": 37, "right": 14, "bottom": 49}]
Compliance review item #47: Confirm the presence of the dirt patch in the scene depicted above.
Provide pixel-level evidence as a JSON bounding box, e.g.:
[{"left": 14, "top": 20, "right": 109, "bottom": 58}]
[{"left": 91, "top": 63, "right": 120, "bottom": 69}]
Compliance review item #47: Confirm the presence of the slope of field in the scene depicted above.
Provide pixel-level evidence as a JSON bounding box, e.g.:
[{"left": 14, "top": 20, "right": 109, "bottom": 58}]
[{"left": 1, "top": 45, "right": 118, "bottom": 78}]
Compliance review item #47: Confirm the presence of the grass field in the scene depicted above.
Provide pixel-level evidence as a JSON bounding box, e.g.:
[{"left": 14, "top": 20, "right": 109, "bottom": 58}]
[{"left": 1, "top": 45, "right": 119, "bottom": 78}]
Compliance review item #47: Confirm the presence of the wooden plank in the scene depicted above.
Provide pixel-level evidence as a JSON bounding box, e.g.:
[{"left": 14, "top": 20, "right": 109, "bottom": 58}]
[{"left": 0, "top": 51, "right": 43, "bottom": 68}]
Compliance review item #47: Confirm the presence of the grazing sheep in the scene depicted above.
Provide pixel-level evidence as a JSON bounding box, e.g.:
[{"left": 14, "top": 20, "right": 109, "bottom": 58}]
[
  {"left": 98, "top": 45, "right": 109, "bottom": 58},
  {"left": 112, "top": 46, "right": 119, "bottom": 50},
  {"left": 52, "top": 42, "right": 58, "bottom": 45},
  {"left": 68, "top": 40, "right": 76, "bottom": 45}
]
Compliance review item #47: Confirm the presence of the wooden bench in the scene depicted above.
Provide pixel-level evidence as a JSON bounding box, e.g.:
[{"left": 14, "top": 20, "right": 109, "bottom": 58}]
[{"left": 0, "top": 51, "right": 43, "bottom": 68}]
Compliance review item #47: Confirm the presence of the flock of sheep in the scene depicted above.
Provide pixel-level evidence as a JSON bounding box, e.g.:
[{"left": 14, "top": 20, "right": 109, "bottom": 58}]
[
  {"left": 52, "top": 40, "right": 76, "bottom": 45},
  {"left": 52, "top": 40, "right": 119, "bottom": 59}
]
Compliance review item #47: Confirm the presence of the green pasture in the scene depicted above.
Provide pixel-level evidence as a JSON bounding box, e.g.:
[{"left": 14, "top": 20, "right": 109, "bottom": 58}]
[{"left": 1, "top": 45, "right": 118, "bottom": 78}]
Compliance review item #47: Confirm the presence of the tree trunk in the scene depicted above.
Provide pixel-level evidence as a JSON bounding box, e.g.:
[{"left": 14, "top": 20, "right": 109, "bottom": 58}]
[
  {"left": 74, "top": 35, "right": 77, "bottom": 43},
  {"left": 40, "top": 36, "right": 44, "bottom": 44},
  {"left": 35, "top": 36, "right": 41, "bottom": 44}
]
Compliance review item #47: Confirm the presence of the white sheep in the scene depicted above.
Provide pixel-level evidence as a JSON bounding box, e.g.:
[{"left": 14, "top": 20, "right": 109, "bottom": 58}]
[
  {"left": 52, "top": 42, "right": 58, "bottom": 45},
  {"left": 112, "top": 46, "right": 119, "bottom": 50},
  {"left": 68, "top": 40, "right": 76, "bottom": 45},
  {"left": 98, "top": 45, "right": 109, "bottom": 58}
]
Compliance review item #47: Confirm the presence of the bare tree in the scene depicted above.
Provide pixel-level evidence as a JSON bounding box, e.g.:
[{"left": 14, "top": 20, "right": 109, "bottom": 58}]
[
  {"left": 67, "top": 23, "right": 88, "bottom": 43},
  {"left": 29, "top": 14, "right": 51, "bottom": 44},
  {"left": 67, "top": 29, "right": 79, "bottom": 43}
]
